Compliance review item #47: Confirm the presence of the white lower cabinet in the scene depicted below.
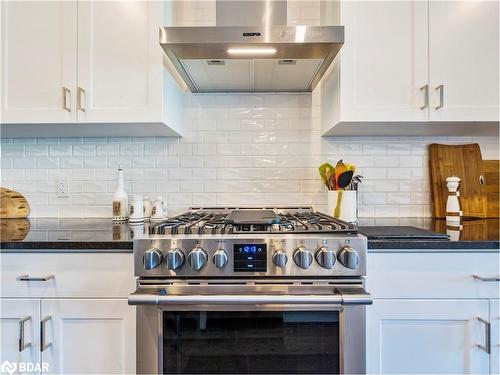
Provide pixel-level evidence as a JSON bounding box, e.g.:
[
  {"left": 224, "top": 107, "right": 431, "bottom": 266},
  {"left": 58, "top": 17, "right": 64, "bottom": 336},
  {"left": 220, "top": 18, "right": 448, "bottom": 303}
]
[
  {"left": 41, "top": 299, "right": 135, "bottom": 374},
  {"left": 367, "top": 252, "right": 500, "bottom": 375},
  {"left": 0, "top": 299, "right": 40, "bottom": 369},
  {"left": 0, "top": 252, "right": 136, "bottom": 374},
  {"left": 367, "top": 299, "right": 490, "bottom": 374},
  {"left": 491, "top": 300, "right": 500, "bottom": 375}
]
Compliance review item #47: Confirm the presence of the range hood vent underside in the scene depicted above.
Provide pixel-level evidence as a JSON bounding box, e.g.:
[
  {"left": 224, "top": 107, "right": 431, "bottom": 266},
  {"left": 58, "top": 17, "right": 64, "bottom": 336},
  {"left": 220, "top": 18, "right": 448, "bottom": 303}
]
[{"left": 181, "top": 59, "right": 324, "bottom": 92}]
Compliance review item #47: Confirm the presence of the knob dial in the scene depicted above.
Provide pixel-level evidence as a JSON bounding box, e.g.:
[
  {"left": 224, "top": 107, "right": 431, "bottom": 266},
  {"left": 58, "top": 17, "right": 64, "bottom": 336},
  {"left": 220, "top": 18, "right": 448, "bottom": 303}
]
[
  {"left": 315, "top": 247, "right": 336, "bottom": 269},
  {"left": 188, "top": 246, "right": 208, "bottom": 271},
  {"left": 293, "top": 246, "right": 313, "bottom": 269},
  {"left": 337, "top": 246, "right": 360, "bottom": 270},
  {"left": 272, "top": 250, "right": 288, "bottom": 268},
  {"left": 212, "top": 249, "right": 228, "bottom": 269},
  {"left": 143, "top": 248, "right": 163, "bottom": 270},
  {"left": 165, "top": 248, "right": 185, "bottom": 270}
]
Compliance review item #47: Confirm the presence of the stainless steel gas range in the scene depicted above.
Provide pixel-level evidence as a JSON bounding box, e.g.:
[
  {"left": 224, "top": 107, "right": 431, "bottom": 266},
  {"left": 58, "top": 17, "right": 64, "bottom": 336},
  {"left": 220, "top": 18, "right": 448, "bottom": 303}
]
[{"left": 129, "top": 207, "right": 372, "bottom": 375}]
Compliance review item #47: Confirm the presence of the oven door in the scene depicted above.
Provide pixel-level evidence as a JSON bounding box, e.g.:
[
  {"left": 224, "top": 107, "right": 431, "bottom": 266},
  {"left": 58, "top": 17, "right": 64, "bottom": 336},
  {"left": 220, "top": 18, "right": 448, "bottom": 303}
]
[{"left": 129, "top": 284, "right": 371, "bottom": 375}]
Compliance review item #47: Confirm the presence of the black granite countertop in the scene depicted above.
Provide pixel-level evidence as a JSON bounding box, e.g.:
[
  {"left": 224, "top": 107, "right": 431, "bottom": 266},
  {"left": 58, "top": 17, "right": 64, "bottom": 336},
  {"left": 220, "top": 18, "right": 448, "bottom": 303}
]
[
  {"left": 0, "top": 218, "right": 135, "bottom": 252},
  {"left": 0, "top": 217, "right": 498, "bottom": 252},
  {"left": 359, "top": 218, "right": 499, "bottom": 251}
]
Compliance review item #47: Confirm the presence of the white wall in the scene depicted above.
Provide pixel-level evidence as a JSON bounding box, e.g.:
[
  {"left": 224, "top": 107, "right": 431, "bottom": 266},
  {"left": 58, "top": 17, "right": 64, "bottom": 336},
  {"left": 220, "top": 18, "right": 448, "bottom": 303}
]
[{"left": 1, "top": 1, "right": 498, "bottom": 218}]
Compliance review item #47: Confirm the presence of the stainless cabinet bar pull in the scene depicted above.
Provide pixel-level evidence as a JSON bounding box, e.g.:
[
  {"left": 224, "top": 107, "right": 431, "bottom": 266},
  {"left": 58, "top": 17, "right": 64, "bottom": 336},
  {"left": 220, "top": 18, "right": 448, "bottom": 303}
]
[
  {"left": 477, "top": 317, "right": 491, "bottom": 354},
  {"left": 18, "top": 316, "right": 31, "bottom": 352},
  {"left": 40, "top": 316, "right": 52, "bottom": 352},
  {"left": 420, "top": 84, "right": 429, "bottom": 110},
  {"left": 435, "top": 84, "right": 444, "bottom": 109},
  {"left": 17, "top": 274, "right": 55, "bottom": 282},
  {"left": 77, "top": 87, "right": 86, "bottom": 112},
  {"left": 473, "top": 275, "right": 500, "bottom": 282},
  {"left": 62, "top": 87, "right": 71, "bottom": 112}
]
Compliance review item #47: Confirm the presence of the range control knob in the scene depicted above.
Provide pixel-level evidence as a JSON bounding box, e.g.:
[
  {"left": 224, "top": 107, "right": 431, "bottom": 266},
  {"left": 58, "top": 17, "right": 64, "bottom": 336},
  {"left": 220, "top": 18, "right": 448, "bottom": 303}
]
[
  {"left": 143, "top": 248, "right": 163, "bottom": 270},
  {"left": 337, "top": 246, "right": 360, "bottom": 270},
  {"left": 293, "top": 246, "right": 313, "bottom": 269},
  {"left": 165, "top": 248, "right": 185, "bottom": 270},
  {"left": 188, "top": 246, "right": 208, "bottom": 271},
  {"left": 315, "top": 247, "right": 336, "bottom": 269},
  {"left": 212, "top": 249, "right": 228, "bottom": 269},
  {"left": 272, "top": 250, "right": 288, "bottom": 268}
]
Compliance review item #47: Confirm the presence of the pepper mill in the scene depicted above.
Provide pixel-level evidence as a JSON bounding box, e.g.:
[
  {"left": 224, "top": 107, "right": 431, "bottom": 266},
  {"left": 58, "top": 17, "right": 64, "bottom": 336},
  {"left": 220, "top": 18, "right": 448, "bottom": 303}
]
[{"left": 446, "top": 176, "right": 463, "bottom": 231}]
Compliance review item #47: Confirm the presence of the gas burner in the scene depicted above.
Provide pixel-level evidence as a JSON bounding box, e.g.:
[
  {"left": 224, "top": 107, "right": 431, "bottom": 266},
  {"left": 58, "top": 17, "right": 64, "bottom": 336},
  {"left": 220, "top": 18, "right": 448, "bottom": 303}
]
[{"left": 149, "top": 207, "right": 356, "bottom": 235}]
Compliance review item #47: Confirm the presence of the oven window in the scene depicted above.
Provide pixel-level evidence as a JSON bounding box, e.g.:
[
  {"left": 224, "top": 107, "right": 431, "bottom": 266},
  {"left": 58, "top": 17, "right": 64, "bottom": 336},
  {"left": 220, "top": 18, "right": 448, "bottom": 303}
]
[{"left": 163, "top": 311, "right": 340, "bottom": 374}]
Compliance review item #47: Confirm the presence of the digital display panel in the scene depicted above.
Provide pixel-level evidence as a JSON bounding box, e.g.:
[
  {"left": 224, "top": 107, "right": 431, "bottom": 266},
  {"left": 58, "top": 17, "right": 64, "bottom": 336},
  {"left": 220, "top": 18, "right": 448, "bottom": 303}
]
[{"left": 234, "top": 244, "right": 267, "bottom": 272}]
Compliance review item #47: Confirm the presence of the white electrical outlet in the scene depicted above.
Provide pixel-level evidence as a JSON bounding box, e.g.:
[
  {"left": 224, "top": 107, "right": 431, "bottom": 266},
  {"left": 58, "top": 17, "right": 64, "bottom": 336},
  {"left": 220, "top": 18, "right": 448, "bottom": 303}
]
[{"left": 57, "top": 180, "right": 70, "bottom": 198}]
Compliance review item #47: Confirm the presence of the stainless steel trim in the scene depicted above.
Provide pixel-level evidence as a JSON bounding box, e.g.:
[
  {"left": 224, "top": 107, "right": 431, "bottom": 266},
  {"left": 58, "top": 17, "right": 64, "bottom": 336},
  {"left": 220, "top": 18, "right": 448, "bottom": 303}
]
[
  {"left": 40, "top": 316, "right": 52, "bottom": 352},
  {"left": 473, "top": 275, "right": 500, "bottom": 282},
  {"left": 435, "top": 84, "right": 444, "bottom": 109},
  {"left": 420, "top": 84, "right": 429, "bottom": 110},
  {"left": 18, "top": 316, "right": 31, "bottom": 352},
  {"left": 77, "top": 87, "right": 86, "bottom": 112},
  {"left": 131, "top": 294, "right": 344, "bottom": 305},
  {"left": 62, "top": 87, "right": 71, "bottom": 112},
  {"left": 128, "top": 285, "right": 372, "bottom": 307},
  {"left": 477, "top": 317, "right": 491, "bottom": 354},
  {"left": 17, "top": 274, "right": 55, "bottom": 282}
]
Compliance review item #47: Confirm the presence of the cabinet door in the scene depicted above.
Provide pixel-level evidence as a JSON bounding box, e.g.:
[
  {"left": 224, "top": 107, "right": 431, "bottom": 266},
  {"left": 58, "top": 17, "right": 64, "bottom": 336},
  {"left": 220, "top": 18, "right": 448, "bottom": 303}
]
[
  {"left": 491, "top": 300, "right": 500, "bottom": 375},
  {"left": 0, "top": 299, "right": 40, "bottom": 369},
  {"left": 76, "top": 1, "right": 162, "bottom": 123},
  {"left": 0, "top": 1, "right": 77, "bottom": 123},
  {"left": 429, "top": 0, "right": 499, "bottom": 121},
  {"left": 339, "top": 1, "right": 428, "bottom": 122},
  {"left": 41, "top": 299, "right": 135, "bottom": 374},
  {"left": 367, "top": 299, "right": 490, "bottom": 374}
]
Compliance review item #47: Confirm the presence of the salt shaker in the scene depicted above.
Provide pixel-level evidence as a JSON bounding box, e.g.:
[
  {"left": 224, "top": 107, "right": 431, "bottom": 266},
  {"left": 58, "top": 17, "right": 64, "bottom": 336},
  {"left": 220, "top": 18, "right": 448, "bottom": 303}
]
[{"left": 445, "top": 176, "right": 463, "bottom": 228}]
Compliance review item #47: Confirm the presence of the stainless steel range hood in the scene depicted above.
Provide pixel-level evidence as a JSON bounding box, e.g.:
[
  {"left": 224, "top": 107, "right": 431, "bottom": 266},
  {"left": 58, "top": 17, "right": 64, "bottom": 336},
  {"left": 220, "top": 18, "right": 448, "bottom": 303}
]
[{"left": 160, "top": 1, "right": 344, "bottom": 93}]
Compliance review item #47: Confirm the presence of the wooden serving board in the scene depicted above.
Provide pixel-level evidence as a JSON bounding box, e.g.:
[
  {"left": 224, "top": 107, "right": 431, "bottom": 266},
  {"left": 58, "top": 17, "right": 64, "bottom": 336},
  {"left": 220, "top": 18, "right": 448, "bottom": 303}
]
[
  {"left": 429, "top": 144, "right": 487, "bottom": 218},
  {"left": 482, "top": 160, "right": 499, "bottom": 218},
  {"left": 0, "top": 188, "right": 30, "bottom": 218}
]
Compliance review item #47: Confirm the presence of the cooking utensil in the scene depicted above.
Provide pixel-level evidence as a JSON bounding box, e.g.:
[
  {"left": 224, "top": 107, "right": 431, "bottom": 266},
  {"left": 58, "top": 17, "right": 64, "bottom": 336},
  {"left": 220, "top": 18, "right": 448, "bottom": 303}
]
[{"left": 333, "top": 170, "right": 355, "bottom": 219}]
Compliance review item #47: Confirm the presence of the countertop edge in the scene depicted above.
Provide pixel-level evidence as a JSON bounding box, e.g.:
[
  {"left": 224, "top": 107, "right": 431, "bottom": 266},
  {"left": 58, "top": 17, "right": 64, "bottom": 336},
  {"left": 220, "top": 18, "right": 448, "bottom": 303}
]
[
  {"left": 0, "top": 241, "right": 133, "bottom": 252},
  {"left": 1, "top": 239, "right": 499, "bottom": 253}
]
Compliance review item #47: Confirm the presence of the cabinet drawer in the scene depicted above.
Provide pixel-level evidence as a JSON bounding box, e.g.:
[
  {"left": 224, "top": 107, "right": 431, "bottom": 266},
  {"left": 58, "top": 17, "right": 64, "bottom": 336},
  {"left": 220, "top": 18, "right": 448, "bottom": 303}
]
[
  {"left": 0, "top": 253, "right": 135, "bottom": 298},
  {"left": 367, "top": 252, "right": 500, "bottom": 299}
]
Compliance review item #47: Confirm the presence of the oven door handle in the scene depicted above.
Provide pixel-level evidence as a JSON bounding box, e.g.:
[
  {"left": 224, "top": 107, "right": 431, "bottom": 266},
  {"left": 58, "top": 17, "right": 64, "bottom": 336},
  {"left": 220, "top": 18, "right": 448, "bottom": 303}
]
[{"left": 128, "top": 288, "right": 372, "bottom": 306}]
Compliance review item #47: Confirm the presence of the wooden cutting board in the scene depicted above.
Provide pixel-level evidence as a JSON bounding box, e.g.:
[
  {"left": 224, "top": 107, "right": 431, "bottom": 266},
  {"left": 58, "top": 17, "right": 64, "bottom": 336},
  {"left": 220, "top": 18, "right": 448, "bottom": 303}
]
[
  {"left": 482, "top": 160, "right": 499, "bottom": 218},
  {"left": 0, "top": 188, "right": 30, "bottom": 218},
  {"left": 429, "top": 144, "right": 487, "bottom": 218}
]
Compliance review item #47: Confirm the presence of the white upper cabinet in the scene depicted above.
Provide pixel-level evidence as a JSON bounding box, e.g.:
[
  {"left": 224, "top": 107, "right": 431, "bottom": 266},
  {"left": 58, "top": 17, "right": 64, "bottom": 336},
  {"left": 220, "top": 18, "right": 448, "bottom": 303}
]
[
  {"left": 428, "top": 0, "right": 499, "bottom": 122},
  {"left": 77, "top": 1, "right": 163, "bottom": 123},
  {"left": 0, "top": 0, "right": 182, "bottom": 137},
  {"left": 0, "top": 1, "right": 77, "bottom": 123},
  {"left": 336, "top": 0, "right": 429, "bottom": 123},
  {"left": 322, "top": 0, "right": 499, "bottom": 136}
]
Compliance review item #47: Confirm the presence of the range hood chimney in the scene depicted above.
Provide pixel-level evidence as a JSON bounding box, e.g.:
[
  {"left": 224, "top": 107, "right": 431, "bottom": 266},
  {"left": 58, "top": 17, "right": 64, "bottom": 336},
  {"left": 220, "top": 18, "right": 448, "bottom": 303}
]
[{"left": 160, "top": 0, "right": 344, "bottom": 93}]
